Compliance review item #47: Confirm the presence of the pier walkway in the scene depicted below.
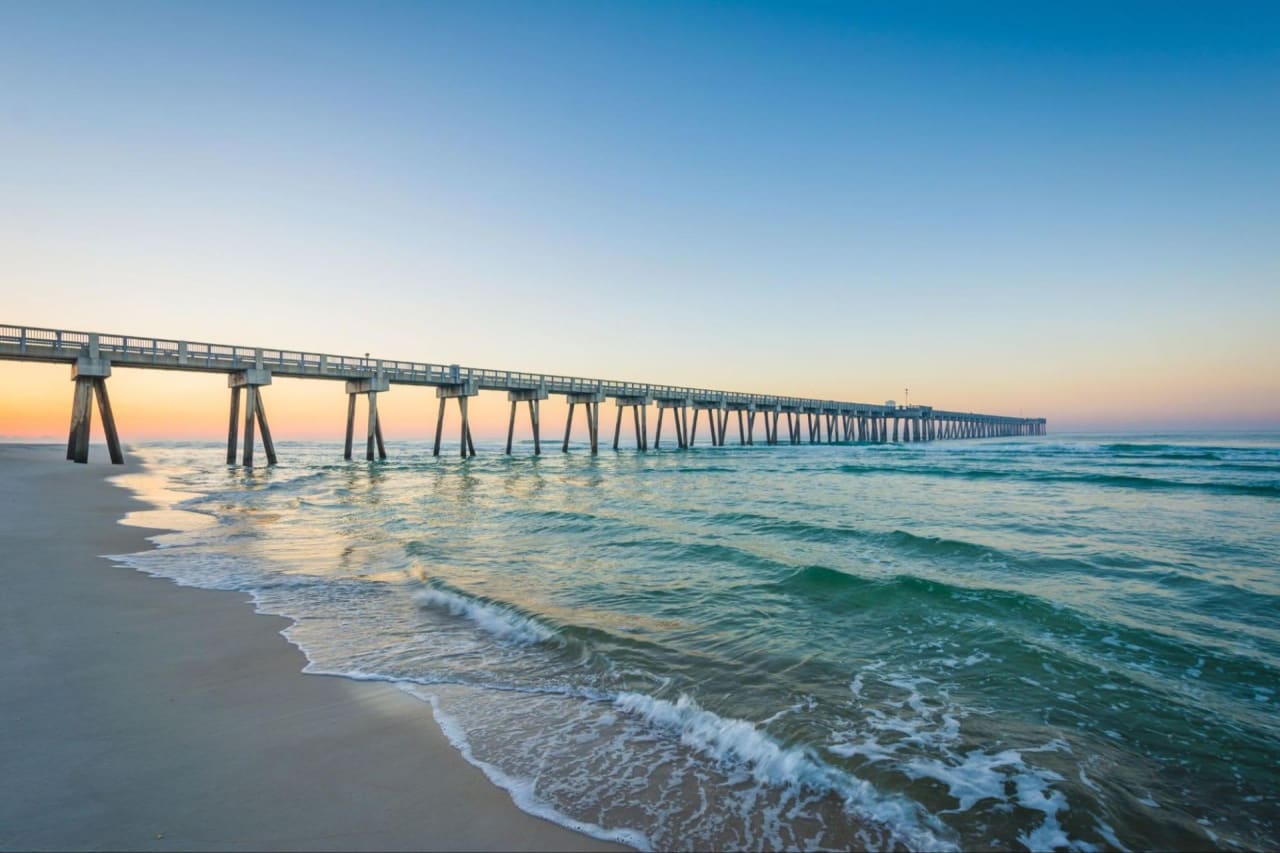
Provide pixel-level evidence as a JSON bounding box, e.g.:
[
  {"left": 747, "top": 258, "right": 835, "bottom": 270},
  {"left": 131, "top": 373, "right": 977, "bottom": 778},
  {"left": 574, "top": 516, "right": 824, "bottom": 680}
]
[{"left": 1, "top": 324, "right": 1046, "bottom": 466}]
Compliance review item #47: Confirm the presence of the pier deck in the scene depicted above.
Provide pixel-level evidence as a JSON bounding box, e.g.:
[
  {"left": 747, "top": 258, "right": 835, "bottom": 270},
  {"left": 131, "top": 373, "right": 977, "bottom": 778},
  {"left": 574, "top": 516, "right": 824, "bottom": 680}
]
[{"left": 1, "top": 324, "right": 1046, "bottom": 465}]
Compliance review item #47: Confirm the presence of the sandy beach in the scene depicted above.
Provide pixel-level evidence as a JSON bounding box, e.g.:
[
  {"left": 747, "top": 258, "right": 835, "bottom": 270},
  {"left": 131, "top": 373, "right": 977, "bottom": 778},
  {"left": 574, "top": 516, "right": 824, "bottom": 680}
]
[{"left": 0, "top": 443, "right": 622, "bottom": 852}]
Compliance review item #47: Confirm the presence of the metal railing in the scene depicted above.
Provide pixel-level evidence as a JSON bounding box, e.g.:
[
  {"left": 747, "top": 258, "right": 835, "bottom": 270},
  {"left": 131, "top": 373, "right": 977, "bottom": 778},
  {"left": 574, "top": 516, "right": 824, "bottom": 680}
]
[{"left": 0, "top": 323, "right": 1043, "bottom": 424}]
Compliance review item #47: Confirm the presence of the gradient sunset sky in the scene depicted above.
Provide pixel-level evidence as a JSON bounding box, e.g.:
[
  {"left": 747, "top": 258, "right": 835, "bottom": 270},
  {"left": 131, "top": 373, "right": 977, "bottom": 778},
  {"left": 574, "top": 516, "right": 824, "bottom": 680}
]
[{"left": 2, "top": 1, "right": 1277, "bottom": 441}]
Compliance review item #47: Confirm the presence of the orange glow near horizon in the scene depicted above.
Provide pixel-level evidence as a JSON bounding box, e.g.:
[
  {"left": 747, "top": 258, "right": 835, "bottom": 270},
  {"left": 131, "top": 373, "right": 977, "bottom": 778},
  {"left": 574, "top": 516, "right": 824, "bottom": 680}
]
[{"left": 2, "top": 360, "right": 1276, "bottom": 445}]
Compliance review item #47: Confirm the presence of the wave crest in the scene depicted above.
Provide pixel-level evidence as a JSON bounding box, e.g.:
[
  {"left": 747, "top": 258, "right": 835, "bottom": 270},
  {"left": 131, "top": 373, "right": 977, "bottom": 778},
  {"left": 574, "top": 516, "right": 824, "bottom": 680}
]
[{"left": 414, "top": 585, "right": 559, "bottom": 646}]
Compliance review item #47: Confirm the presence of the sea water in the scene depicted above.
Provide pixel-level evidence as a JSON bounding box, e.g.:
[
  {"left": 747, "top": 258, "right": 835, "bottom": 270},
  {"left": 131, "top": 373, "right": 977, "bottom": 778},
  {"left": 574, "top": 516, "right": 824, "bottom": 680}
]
[{"left": 111, "top": 433, "right": 1279, "bottom": 850}]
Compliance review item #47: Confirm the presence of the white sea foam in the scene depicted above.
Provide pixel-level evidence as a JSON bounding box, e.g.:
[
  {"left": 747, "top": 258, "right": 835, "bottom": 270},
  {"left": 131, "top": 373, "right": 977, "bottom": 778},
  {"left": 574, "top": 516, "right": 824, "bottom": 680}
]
[
  {"left": 1093, "top": 820, "right": 1129, "bottom": 852},
  {"left": 100, "top": 440, "right": 1280, "bottom": 852},
  {"left": 905, "top": 749, "right": 1024, "bottom": 811},
  {"left": 613, "top": 691, "right": 953, "bottom": 851},
  {"left": 413, "top": 586, "right": 558, "bottom": 645},
  {"left": 404, "top": 685, "right": 655, "bottom": 852},
  {"left": 832, "top": 663, "right": 1095, "bottom": 850}
]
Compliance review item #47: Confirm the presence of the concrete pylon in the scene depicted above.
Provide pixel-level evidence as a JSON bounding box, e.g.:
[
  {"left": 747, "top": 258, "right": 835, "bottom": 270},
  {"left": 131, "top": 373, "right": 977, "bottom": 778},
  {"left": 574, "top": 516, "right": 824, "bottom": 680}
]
[
  {"left": 433, "top": 380, "right": 477, "bottom": 459},
  {"left": 507, "top": 386, "right": 547, "bottom": 455},
  {"left": 66, "top": 343, "right": 123, "bottom": 464},
  {"left": 690, "top": 400, "right": 725, "bottom": 447},
  {"left": 653, "top": 397, "right": 690, "bottom": 449},
  {"left": 562, "top": 390, "right": 604, "bottom": 455},
  {"left": 612, "top": 394, "right": 650, "bottom": 451},
  {"left": 344, "top": 375, "right": 389, "bottom": 462},
  {"left": 229, "top": 368, "right": 277, "bottom": 467}
]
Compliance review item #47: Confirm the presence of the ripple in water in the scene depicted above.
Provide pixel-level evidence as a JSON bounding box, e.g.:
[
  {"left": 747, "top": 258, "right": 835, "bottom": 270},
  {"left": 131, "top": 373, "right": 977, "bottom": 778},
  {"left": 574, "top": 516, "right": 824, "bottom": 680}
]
[{"left": 111, "top": 432, "right": 1280, "bottom": 850}]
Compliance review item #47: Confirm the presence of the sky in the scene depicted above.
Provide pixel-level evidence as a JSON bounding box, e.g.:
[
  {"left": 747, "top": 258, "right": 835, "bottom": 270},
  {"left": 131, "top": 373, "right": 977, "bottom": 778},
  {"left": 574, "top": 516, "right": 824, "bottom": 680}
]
[{"left": 2, "top": 1, "right": 1277, "bottom": 442}]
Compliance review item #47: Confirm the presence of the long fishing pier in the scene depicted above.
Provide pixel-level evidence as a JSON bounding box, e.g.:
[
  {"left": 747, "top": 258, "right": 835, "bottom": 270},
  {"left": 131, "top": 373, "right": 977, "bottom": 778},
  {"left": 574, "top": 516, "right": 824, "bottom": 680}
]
[{"left": 1, "top": 324, "right": 1046, "bottom": 466}]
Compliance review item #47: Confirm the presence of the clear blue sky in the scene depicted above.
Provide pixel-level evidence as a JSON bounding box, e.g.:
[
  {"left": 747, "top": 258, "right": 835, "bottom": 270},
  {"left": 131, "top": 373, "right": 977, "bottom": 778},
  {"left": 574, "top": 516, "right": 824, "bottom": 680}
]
[{"left": 2, "top": 1, "right": 1277, "bottom": 432}]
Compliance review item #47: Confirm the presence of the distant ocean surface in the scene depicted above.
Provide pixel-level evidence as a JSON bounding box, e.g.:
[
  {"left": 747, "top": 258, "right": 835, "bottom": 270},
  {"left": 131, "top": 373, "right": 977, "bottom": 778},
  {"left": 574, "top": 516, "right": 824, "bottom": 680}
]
[{"left": 113, "top": 432, "right": 1279, "bottom": 851}]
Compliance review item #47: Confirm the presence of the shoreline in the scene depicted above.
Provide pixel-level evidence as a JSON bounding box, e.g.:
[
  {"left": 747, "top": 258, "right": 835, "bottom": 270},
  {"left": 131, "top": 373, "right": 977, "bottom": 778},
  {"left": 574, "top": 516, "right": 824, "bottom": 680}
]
[{"left": 0, "top": 443, "right": 623, "bottom": 852}]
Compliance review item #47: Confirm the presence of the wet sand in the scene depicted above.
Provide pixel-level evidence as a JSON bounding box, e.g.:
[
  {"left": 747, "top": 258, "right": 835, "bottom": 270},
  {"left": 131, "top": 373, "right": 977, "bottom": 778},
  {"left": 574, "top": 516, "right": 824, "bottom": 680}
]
[{"left": 0, "top": 443, "right": 624, "bottom": 851}]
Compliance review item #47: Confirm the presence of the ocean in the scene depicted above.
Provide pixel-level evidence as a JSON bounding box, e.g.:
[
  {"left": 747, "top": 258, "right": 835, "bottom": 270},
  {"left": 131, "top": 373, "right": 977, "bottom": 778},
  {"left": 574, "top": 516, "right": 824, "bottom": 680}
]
[{"left": 111, "top": 432, "right": 1279, "bottom": 851}]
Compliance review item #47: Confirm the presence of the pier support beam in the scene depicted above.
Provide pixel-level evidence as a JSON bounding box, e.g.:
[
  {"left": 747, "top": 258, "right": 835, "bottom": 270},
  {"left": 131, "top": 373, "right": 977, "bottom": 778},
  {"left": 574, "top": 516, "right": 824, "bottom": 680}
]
[
  {"left": 562, "top": 391, "right": 604, "bottom": 454},
  {"left": 344, "top": 375, "right": 389, "bottom": 461},
  {"left": 66, "top": 351, "right": 123, "bottom": 465},
  {"left": 433, "top": 380, "right": 477, "bottom": 458},
  {"left": 506, "top": 387, "right": 547, "bottom": 455},
  {"left": 724, "top": 403, "right": 751, "bottom": 445},
  {"left": 690, "top": 401, "right": 725, "bottom": 447},
  {"left": 611, "top": 394, "right": 650, "bottom": 451},
  {"left": 750, "top": 404, "right": 780, "bottom": 445},
  {"left": 227, "top": 368, "right": 276, "bottom": 468},
  {"left": 654, "top": 398, "right": 690, "bottom": 449}
]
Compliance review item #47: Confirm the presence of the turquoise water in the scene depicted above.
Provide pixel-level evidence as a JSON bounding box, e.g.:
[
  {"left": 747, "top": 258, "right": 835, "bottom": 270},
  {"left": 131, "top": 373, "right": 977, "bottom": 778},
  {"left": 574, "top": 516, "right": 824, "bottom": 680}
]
[{"left": 115, "top": 433, "right": 1280, "bottom": 850}]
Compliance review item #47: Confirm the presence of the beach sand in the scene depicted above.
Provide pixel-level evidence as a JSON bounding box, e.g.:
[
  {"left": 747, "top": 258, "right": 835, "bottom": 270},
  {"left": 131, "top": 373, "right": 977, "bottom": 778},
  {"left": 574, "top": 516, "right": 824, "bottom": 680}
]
[{"left": 0, "top": 443, "right": 624, "bottom": 852}]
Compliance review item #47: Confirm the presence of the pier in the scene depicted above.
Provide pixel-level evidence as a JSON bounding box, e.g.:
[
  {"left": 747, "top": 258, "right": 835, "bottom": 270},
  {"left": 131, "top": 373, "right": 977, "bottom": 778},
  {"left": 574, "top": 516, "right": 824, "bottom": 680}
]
[{"left": 1, "top": 324, "right": 1046, "bottom": 466}]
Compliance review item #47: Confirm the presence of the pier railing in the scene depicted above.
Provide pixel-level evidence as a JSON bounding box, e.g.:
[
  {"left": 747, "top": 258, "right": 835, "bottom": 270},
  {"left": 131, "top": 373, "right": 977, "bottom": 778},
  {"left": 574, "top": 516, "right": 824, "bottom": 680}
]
[
  {"left": 1, "top": 322, "right": 1046, "bottom": 465},
  {"left": 0, "top": 323, "right": 919, "bottom": 414}
]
